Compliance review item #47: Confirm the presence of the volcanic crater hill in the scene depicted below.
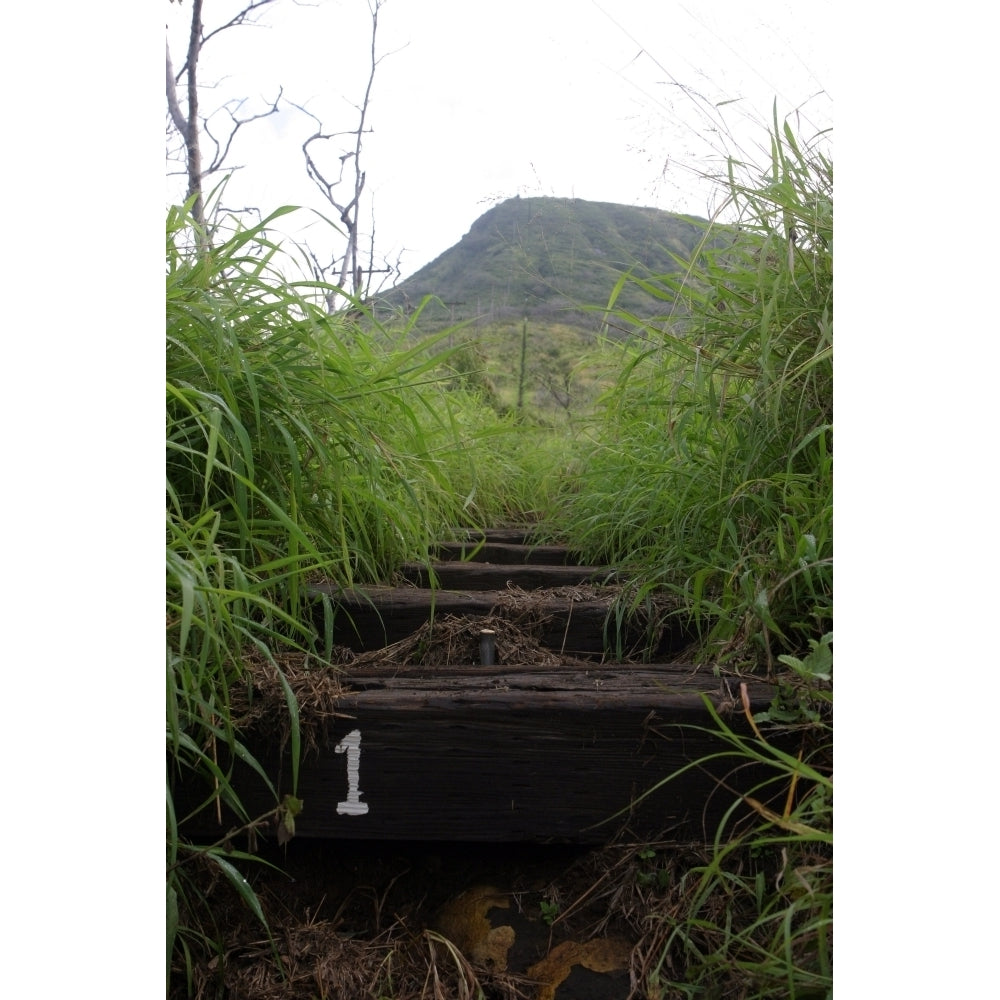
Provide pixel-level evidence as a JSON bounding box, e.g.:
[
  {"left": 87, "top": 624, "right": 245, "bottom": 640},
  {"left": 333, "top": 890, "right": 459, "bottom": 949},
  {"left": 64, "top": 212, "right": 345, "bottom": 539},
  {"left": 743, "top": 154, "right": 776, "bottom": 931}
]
[{"left": 374, "top": 196, "right": 716, "bottom": 335}]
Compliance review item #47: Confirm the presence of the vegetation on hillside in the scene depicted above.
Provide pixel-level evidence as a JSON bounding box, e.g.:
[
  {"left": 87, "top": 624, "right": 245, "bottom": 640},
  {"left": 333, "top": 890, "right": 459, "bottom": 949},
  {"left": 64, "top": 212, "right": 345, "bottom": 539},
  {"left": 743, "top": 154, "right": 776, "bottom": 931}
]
[{"left": 376, "top": 196, "right": 715, "bottom": 334}]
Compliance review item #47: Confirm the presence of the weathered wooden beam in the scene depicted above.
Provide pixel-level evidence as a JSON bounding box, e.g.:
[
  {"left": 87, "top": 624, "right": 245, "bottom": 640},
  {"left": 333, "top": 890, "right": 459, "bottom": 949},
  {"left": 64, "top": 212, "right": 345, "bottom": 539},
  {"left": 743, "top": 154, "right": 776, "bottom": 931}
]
[
  {"left": 178, "top": 665, "right": 780, "bottom": 843},
  {"left": 397, "top": 562, "right": 618, "bottom": 591},
  {"left": 175, "top": 529, "right": 775, "bottom": 846},
  {"left": 307, "top": 583, "right": 687, "bottom": 657},
  {"left": 432, "top": 541, "right": 584, "bottom": 565},
  {"left": 447, "top": 527, "right": 542, "bottom": 546}
]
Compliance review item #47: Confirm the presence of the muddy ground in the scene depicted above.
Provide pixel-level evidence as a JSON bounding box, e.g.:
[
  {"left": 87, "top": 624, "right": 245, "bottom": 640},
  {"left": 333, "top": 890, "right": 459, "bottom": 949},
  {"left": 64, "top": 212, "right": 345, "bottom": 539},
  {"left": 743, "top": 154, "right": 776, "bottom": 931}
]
[{"left": 171, "top": 827, "right": 722, "bottom": 1000}]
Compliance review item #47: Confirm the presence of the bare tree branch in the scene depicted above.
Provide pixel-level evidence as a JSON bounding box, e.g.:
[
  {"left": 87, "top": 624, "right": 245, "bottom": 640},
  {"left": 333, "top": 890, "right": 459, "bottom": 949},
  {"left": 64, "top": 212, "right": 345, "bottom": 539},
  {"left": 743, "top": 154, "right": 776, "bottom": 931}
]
[
  {"left": 167, "top": 0, "right": 283, "bottom": 228},
  {"left": 288, "top": 0, "right": 387, "bottom": 310},
  {"left": 340, "top": 0, "right": 382, "bottom": 296},
  {"left": 165, "top": 41, "right": 188, "bottom": 142},
  {"left": 183, "top": 0, "right": 205, "bottom": 223},
  {"left": 167, "top": 0, "right": 394, "bottom": 293},
  {"left": 203, "top": 88, "right": 284, "bottom": 177},
  {"left": 172, "top": 0, "right": 279, "bottom": 82}
]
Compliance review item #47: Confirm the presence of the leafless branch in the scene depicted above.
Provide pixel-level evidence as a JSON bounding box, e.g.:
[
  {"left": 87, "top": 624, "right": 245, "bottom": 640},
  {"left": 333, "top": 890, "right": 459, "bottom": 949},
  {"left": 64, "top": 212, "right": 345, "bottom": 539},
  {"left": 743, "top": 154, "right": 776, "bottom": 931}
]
[
  {"left": 167, "top": 0, "right": 394, "bottom": 291},
  {"left": 202, "top": 88, "right": 284, "bottom": 176},
  {"left": 340, "top": 0, "right": 385, "bottom": 295},
  {"left": 173, "top": 0, "right": 279, "bottom": 82},
  {"left": 165, "top": 41, "right": 188, "bottom": 141},
  {"left": 289, "top": 102, "right": 367, "bottom": 204},
  {"left": 167, "top": 0, "right": 283, "bottom": 227},
  {"left": 288, "top": 0, "right": 386, "bottom": 308}
]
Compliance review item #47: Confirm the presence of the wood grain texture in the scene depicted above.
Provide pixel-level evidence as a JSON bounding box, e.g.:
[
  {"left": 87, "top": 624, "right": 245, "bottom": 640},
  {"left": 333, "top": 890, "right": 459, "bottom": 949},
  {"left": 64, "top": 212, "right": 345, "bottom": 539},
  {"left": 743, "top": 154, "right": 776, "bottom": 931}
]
[
  {"left": 432, "top": 541, "right": 587, "bottom": 565},
  {"left": 397, "top": 562, "right": 618, "bottom": 590},
  {"left": 307, "top": 584, "right": 688, "bottom": 657},
  {"left": 176, "top": 529, "right": 780, "bottom": 845},
  {"left": 180, "top": 665, "right": 778, "bottom": 843}
]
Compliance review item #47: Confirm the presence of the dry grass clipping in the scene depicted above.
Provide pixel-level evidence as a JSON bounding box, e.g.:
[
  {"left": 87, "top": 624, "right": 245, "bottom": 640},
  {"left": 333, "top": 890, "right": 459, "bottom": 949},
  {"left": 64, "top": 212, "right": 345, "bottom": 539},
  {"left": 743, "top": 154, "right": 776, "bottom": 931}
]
[
  {"left": 226, "top": 610, "right": 593, "bottom": 753},
  {"left": 174, "top": 831, "right": 773, "bottom": 1000},
  {"left": 352, "top": 612, "right": 593, "bottom": 670},
  {"left": 229, "top": 648, "right": 355, "bottom": 755}
]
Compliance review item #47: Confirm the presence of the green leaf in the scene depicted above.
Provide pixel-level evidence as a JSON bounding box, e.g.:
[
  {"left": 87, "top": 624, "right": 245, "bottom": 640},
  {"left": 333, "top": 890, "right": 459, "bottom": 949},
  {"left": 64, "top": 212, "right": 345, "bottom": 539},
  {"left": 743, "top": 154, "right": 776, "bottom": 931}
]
[
  {"left": 276, "top": 793, "right": 304, "bottom": 846},
  {"left": 166, "top": 883, "right": 178, "bottom": 986},
  {"left": 206, "top": 852, "right": 268, "bottom": 927},
  {"left": 272, "top": 665, "right": 301, "bottom": 795}
]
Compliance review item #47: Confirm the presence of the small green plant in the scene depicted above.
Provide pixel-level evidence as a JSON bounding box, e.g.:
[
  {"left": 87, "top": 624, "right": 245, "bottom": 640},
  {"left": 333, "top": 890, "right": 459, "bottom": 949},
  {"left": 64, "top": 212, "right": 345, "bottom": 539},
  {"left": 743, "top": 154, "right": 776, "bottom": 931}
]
[
  {"left": 755, "top": 632, "right": 833, "bottom": 726},
  {"left": 778, "top": 631, "right": 832, "bottom": 683},
  {"left": 539, "top": 898, "right": 561, "bottom": 926},
  {"left": 636, "top": 848, "right": 671, "bottom": 890}
]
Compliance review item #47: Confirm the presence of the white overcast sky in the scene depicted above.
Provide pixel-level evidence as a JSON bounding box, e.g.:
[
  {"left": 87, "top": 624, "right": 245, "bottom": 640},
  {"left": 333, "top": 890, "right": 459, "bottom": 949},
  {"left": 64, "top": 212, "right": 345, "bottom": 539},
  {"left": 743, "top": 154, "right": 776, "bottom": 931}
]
[{"left": 166, "top": 0, "right": 833, "bottom": 281}]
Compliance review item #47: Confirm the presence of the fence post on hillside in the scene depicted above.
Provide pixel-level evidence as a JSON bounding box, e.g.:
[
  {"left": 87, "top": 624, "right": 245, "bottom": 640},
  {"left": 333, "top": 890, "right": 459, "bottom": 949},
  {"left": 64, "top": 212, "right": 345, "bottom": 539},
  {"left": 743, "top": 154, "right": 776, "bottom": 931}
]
[{"left": 517, "top": 315, "right": 528, "bottom": 412}]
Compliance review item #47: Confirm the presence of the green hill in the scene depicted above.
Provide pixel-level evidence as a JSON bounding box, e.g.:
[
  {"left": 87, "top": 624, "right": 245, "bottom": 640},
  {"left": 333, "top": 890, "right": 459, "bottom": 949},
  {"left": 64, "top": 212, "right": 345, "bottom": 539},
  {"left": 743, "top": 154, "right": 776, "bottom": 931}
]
[{"left": 375, "top": 196, "right": 712, "bottom": 335}]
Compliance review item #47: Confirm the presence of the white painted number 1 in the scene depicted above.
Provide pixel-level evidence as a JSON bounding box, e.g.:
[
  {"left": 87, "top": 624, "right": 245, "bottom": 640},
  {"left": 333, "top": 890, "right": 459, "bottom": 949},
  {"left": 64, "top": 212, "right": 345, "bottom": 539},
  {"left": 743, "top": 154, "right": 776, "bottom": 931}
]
[{"left": 334, "top": 728, "right": 369, "bottom": 816}]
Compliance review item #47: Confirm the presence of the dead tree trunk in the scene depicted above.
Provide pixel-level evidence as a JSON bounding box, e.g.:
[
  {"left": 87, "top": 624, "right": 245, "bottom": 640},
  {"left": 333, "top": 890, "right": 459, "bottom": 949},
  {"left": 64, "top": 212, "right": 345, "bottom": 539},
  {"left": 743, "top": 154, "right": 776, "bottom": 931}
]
[{"left": 166, "top": 0, "right": 281, "bottom": 232}]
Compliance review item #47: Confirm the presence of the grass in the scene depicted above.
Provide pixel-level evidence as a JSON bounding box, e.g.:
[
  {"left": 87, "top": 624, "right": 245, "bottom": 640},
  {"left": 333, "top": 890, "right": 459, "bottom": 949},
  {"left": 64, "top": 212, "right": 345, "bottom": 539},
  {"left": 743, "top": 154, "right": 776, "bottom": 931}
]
[
  {"left": 165, "top": 198, "right": 573, "bottom": 993},
  {"left": 631, "top": 691, "right": 832, "bottom": 999},
  {"left": 167, "top": 105, "right": 832, "bottom": 997},
  {"left": 518, "top": 108, "right": 833, "bottom": 998},
  {"left": 548, "top": 107, "right": 832, "bottom": 674}
]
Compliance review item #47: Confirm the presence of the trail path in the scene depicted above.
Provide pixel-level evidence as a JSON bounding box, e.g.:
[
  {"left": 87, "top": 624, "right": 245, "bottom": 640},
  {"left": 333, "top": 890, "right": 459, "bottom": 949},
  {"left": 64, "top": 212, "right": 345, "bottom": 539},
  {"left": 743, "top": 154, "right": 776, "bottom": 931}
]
[{"left": 180, "top": 527, "right": 776, "bottom": 999}]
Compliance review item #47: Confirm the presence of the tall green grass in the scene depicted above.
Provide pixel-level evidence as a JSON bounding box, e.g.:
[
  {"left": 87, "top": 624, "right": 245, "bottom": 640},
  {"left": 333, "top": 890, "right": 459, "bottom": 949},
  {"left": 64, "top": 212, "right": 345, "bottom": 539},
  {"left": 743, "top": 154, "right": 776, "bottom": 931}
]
[
  {"left": 640, "top": 690, "right": 832, "bottom": 998},
  {"left": 166, "top": 200, "right": 557, "bottom": 992},
  {"left": 546, "top": 111, "right": 834, "bottom": 997},
  {"left": 553, "top": 110, "right": 832, "bottom": 671}
]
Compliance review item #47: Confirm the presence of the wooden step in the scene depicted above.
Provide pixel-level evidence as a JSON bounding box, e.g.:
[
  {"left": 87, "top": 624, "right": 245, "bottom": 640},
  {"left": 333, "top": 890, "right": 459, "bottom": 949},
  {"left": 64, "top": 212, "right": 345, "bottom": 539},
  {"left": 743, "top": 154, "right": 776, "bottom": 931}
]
[
  {"left": 447, "top": 526, "right": 546, "bottom": 546},
  {"left": 308, "top": 583, "right": 687, "bottom": 659},
  {"left": 432, "top": 540, "right": 583, "bottom": 565},
  {"left": 175, "top": 523, "right": 787, "bottom": 848},
  {"left": 398, "top": 561, "right": 618, "bottom": 591},
  {"left": 178, "top": 663, "right": 780, "bottom": 842},
  {"left": 208, "top": 526, "right": 756, "bottom": 846}
]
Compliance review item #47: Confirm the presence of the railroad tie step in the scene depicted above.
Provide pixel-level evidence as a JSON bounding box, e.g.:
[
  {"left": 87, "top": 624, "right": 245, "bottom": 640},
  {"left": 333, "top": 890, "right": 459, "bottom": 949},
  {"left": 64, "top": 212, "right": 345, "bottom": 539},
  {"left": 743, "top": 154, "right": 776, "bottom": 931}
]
[
  {"left": 307, "top": 582, "right": 687, "bottom": 659},
  {"left": 432, "top": 540, "right": 585, "bottom": 565},
  {"left": 397, "top": 561, "right": 619, "bottom": 590}
]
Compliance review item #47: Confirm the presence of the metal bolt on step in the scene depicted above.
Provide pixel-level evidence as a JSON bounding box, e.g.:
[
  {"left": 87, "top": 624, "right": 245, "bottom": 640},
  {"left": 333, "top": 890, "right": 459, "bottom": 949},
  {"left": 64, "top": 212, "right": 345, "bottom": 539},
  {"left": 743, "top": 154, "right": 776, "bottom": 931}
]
[{"left": 479, "top": 629, "right": 497, "bottom": 666}]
